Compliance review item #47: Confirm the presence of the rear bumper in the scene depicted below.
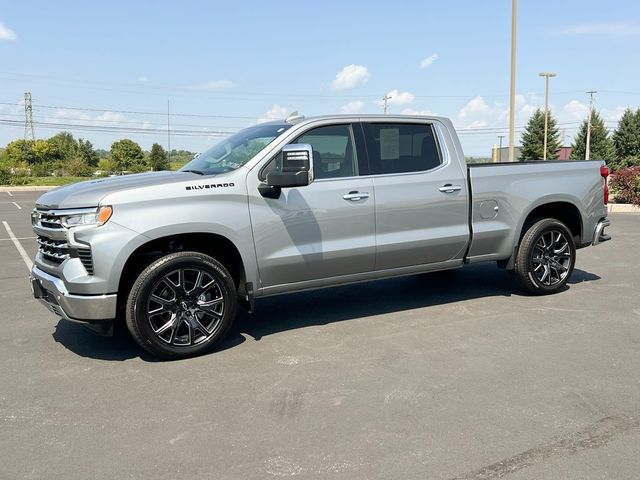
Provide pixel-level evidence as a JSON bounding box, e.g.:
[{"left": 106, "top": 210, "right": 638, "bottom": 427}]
[
  {"left": 30, "top": 266, "right": 117, "bottom": 323},
  {"left": 592, "top": 218, "right": 611, "bottom": 246}
]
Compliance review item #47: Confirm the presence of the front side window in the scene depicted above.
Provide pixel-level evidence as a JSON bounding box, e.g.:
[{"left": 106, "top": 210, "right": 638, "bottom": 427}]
[
  {"left": 363, "top": 123, "right": 442, "bottom": 175},
  {"left": 295, "top": 124, "right": 358, "bottom": 179}
]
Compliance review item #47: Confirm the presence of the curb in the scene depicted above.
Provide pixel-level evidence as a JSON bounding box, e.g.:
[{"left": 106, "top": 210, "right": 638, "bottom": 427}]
[
  {"left": 2, "top": 186, "right": 57, "bottom": 192},
  {"left": 608, "top": 204, "right": 640, "bottom": 214}
]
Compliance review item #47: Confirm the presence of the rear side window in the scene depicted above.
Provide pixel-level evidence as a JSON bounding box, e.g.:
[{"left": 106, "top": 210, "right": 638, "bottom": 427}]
[{"left": 363, "top": 123, "right": 442, "bottom": 174}]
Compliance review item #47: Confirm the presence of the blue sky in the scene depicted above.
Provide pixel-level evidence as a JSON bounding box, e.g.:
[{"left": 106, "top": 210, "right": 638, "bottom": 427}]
[{"left": 1, "top": 0, "right": 639, "bottom": 155}]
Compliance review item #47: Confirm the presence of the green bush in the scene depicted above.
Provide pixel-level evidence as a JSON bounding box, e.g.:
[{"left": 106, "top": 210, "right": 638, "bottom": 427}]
[
  {"left": 0, "top": 167, "right": 29, "bottom": 186},
  {"left": 64, "top": 157, "right": 92, "bottom": 177}
]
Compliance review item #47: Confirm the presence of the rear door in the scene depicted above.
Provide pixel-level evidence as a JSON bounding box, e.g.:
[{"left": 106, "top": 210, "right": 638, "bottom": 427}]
[
  {"left": 248, "top": 122, "right": 375, "bottom": 289},
  {"left": 361, "top": 121, "right": 469, "bottom": 270}
]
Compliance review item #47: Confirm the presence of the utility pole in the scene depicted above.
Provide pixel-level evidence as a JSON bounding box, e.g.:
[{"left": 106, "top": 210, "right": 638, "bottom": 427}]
[
  {"left": 167, "top": 100, "right": 171, "bottom": 165},
  {"left": 585, "top": 91, "right": 596, "bottom": 160},
  {"left": 382, "top": 94, "right": 392, "bottom": 115},
  {"left": 508, "top": 0, "right": 517, "bottom": 162},
  {"left": 498, "top": 135, "right": 505, "bottom": 162},
  {"left": 539, "top": 72, "right": 556, "bottom": 160},
  {"left": 24, "top": 92, "right": 35, "bottom": 141}
]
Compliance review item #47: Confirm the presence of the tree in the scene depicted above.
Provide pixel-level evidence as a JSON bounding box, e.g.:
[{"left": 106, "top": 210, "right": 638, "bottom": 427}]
[
  {"left": 49, "top": 132, "right": 78, "bottom": 160},
  {"left": 77, "top": 139, "right": 99, "bottom": 167},
  {"left": 611, "top": 108, "right": 640, "bottom": 170},
  {"left": 32, "top": 139, "right": 62, "bottom": 165},
  {"left": 520, "top": 109, "right": 562, "bottom": 160},
  {"left": 3, "top": 139, "right": 35, "bottom": 165},
  {"left": 570, "top": 110, "right": 614, "bottom": 161},
  {"left": 64, "top": 156, "right": 92, "bottom": 176},
  {"left": 110, "top": 139, "right": 145, "bottom": 171},
  {"left": 148, "top": 143, "right": 169, "bottom": 171}
]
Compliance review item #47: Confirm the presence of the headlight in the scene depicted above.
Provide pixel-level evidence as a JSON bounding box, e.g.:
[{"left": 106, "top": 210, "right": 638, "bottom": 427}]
[{"left": 62, "top": 206, "right": 113, "bottom": 227}]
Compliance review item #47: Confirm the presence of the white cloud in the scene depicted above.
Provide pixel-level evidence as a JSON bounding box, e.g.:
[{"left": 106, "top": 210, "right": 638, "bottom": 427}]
[
  {"left": 555, "top": 21, "right": 640, "bottom": 36},
  {"left": 0, "top": 22, "right": 17, "bottom": 41},
  {"left": 419, "top": 53, "right": 439, "bottom": 69},
  {"left": 340, "top": 100, "right": 365, "bottom": 114},
  {"left": 458, "top": 95, "right": 491, "bottom": 120},
  {"left": 381, "top": 89, "right": 415, "bottom": 106},
  {"left": 455, "top": 94, "right": 543, "bottom": 130},
  {"left": 560, "top": 100, "right": 589, "bottom": 122},
  {"left": 332, "top": 65, "right": 370, "bottom": 90},
  {"left": 137, "top": 76, "right": 149, "bottom": 82},
  {"left": 188, "top": 79, "right": 237, "bottom": 91},
  {"left": 401, "top": 108, "right": 435, "bottom": 116},
  {"left": 257, "top": 104, "right": 290, "bottom": 123},
  {"left": 47, "top": 108, "right": 152, "bottom": 130}
]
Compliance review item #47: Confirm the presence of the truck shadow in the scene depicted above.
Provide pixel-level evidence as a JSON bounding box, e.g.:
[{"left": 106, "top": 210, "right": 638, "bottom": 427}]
[
  {"left": 51, "top": 264, "right": 600, "bottom": 361},
  {"left": 229, "top": 265, "right": 601, "bottom": 343}
]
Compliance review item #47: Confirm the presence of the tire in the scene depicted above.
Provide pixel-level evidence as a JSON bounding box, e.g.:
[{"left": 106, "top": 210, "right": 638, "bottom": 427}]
[
  {"left": 514, "top": 218, "right": 576, "bottom": 295},
  {"left": 125, "top": 251, "right": 237, "bottom": 359}
]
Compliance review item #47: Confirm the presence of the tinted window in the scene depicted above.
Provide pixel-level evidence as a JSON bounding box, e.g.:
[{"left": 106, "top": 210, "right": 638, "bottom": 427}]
[
  {"left": 295, "top": 124, "right": 358, "bottom": 179},
  {"left": 363, "top": 123, "right": 442, "bottom": 174}
]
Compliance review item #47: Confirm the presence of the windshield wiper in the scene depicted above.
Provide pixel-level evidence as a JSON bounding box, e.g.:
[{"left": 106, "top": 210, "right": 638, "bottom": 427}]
[{"left": 181, "top": 169, "right": 206, "bottom": 175}]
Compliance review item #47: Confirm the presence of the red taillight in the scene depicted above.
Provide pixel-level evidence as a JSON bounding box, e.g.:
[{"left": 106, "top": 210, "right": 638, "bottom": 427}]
[{"left": 600, "top": 165, "right": 609, "bottom": 205}]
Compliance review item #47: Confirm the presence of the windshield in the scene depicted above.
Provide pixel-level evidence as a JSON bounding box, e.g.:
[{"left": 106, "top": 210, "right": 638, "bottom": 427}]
[{"left": 180, "top": 123, "right": 291, "bottom": 174}]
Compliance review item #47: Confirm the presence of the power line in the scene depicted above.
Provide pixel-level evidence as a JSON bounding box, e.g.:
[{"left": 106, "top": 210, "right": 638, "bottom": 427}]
[
  {"left": 0, "top": 101, "right": 259, "bottom": 120},
  {"left": 0, "top": 119, "right": 237, "bottom": 137}
]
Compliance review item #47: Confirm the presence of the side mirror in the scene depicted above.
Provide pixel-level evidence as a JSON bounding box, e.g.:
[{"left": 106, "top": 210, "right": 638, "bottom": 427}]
[{"left": 266, "top": 144, "right": 314, "bottom": 188}]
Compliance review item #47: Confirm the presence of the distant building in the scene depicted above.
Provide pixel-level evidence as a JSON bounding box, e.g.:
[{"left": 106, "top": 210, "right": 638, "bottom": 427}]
[{"left": 492, "top": 146, "right": 572, "bottom": 162}]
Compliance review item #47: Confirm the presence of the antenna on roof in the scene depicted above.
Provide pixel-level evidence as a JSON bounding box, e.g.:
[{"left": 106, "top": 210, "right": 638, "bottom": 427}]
[{"left": 286, "top": 111, "right": 305, "bottom": 123}]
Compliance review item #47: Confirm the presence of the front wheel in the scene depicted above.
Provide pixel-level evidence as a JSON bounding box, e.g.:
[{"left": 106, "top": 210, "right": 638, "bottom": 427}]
[
  {"left": 514, "top": 218, "right": 576, "bottom": 295},
  {"left": 125, "top": 251, "right": 237, "bottom": 359}
]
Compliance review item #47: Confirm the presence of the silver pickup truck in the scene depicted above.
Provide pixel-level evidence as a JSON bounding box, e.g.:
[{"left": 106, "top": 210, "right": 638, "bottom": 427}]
[{"left": 30, "top": 114, "right": 611, "bottom": 359}]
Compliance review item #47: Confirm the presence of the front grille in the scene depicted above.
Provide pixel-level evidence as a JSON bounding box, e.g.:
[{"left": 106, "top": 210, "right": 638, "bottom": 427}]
[
  {"left": 34, "top": 209, "right": 95, "bottom": 275},
  {"left": 38, "top": 213, "right": 64, "bottom": 230},
  {"left": 77, "top": 248, "right": 94, "bottom": 274},
  {"left": 37, "top": 236, "right": 69, "bottom": 264},
  {"left": 36, "top": 236, "right": 94, "bottom": 275}
]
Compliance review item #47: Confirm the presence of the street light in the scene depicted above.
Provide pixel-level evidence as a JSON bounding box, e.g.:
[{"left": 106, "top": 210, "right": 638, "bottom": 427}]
[
  {"left": 508, "top": 0, "right": 517, "bottom": 162},
  {"left": 539, "top": 72, "right": 557, "bottom": 160}
]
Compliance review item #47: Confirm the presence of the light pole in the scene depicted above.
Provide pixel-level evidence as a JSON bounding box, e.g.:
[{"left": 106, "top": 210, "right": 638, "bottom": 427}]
[
  {"left": 508, "top": 0, "right": 518, "bottom": 162},
  {"left": 539, "top": 72, "right": 556, "bottom": 160},
  {"left": 498, "top": 135, "right": 504, "bottom": 162},
  {"left": 585, "top": 90, "right": 597, "bottom": 160}
]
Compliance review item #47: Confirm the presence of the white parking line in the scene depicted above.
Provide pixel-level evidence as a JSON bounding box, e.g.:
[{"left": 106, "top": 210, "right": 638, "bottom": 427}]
[
  {"left": 0, "top": 236, "right": 36, "bottom": 242},
  {"left": 12, "top": 202, "right": 22, "bottom": 210},
  {"left": 2, "top": 221, "right": 33, "bottom": 271},
  {"left": 6, "top": 191, "right": 13, "bottom": 197}
]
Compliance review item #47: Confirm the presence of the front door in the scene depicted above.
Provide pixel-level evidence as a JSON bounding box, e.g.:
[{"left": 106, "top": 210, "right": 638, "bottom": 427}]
[{"left": 247, "top": 123, "right": 375, "bottom": 289}]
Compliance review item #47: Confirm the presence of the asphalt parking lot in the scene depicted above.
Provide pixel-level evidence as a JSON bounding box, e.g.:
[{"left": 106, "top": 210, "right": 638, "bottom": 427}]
[{"left": 1, "top": 190, "right": 639, "bottom": 480}]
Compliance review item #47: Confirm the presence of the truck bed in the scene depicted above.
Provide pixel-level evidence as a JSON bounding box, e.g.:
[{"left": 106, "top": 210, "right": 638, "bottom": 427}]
[{"left": 466, "top": 160, "right": 607, "bottom": 263}]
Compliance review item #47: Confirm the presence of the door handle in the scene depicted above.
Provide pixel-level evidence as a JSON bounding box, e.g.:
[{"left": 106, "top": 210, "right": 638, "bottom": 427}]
[
  {"left": 343, "top": 191, "right": 370, "bottom": 201},
  {"left": 439, "top": 184, "right": 462, "bottom": 194}
]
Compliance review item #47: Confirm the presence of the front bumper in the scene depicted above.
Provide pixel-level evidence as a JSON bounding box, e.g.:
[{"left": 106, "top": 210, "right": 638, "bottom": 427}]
[
  {"left": 30, "top": 266, "right": 117, "bottom": 323},
  {"left": 592, "top": 218, "right": 611, "bottom": 246}
]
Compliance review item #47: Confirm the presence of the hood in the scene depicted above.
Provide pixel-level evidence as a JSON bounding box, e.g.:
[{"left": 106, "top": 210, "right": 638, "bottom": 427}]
[{"left": 36, "top": 171, "right": 202, "bottom": 209}]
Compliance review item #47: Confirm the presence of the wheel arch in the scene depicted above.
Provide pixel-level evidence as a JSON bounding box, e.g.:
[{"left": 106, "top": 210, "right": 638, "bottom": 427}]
[
  {"left": 518, "top": 201, "right": 583, "bottom": 246},
  {"left": 502, "top": 199, "right": 584, "bottom": 270},
  {"left": 117, "top": 232, "right": 248, "bottom": 317}
]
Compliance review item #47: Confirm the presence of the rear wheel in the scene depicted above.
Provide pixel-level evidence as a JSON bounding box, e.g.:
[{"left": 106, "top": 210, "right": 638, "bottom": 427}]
[
  {"left": 125, "top": 251, "right": 236, "bottom": 359},
  {"left": 514, "top": 218, "right": 576, "bottom": 295}
]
